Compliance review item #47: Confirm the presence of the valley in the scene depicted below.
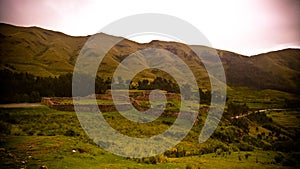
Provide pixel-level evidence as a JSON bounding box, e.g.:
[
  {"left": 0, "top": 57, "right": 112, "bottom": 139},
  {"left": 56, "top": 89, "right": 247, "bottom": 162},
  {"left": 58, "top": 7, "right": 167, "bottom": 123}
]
[{"left": 0, "top": 23, "right": 299, "bottom": 169}]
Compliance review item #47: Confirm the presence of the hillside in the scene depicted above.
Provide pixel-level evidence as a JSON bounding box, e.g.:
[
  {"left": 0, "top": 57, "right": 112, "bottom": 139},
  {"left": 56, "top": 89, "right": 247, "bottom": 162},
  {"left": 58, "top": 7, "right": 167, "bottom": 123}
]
[{"left": 0, "top": 23, "right": 299, "bottom": 93}]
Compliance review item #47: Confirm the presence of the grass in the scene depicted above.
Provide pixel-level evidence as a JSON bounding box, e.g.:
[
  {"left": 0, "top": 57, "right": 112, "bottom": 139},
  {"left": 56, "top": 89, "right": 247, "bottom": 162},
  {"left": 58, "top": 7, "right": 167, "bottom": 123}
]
[
  {"left": 0, "top": 135, "right": 289, "bottom": 169},
  {"left": 1, "top": 135, "right": 134, "bottom": 169},
  {"left": 267, "top": 110, "right": 300, "bottom": 132},
  {"left": 197, "top": 151, "right": 285, "bottom": 169},
  {"left": 0, "top": 99, "right": 299, "bottom": 168},
  {"left": 227, "top": 87, "right": 298, "bottom": 109}
]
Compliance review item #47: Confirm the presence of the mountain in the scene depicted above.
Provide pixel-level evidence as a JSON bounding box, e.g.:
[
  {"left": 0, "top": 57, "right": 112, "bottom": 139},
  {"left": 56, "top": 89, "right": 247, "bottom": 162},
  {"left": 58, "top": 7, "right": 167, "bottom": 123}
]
[
  {"left": 0, "top": 23, "right": 299, "bottom": 93},
  {"left": 221, "top": 49, "right": 300, "bottom": 93},
  {"left": 0, "top": 23, "right": 87, "bottom": 76}
]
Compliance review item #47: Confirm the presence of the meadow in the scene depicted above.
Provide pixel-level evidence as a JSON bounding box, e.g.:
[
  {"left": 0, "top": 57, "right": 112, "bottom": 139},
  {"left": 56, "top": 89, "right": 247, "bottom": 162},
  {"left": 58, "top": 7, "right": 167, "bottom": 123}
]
[
  {"left": 0, "top": 96, "right": 299, "bottom": 169},
  {"left": 1, "top": 23, "right": 299, "bottom": 169}
]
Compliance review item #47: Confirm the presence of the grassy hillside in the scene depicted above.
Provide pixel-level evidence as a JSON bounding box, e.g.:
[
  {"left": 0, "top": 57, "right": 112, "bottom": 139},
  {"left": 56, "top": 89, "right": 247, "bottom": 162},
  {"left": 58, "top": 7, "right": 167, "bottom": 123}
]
[
  {"left": 1, "top": 22, "right": 300, "bottom": 169},
  {"left": 221, "top": 49, "right": 300, "bottom": 93},
  {"left": 0, "top": 23, "right": 87, "bottom": 76},
  {"left": 0, "top": 23, "right": 299, "bottom": 93}
]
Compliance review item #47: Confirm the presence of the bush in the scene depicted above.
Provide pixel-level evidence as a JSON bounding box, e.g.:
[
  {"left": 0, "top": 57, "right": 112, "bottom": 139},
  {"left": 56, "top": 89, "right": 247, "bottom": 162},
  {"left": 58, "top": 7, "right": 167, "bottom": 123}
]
[
  {"left": 0, "top": 121, "right": 11, "bottom": 134},
  {"left": 11, "top": 128, "right": 22, "bottom": 136},
  {"left": 176, "top": 149, "right": 186, "bottom": 157},
  {"left": 236, "top": 142, "right": 254, "bottom": 151},
  {"left": 149, "top": 156, "right": 157, "bottom": 164},
  {"left": 245, "top": 153, "right": 251, "bottom": 159},
  {"left": 215, "top": 148, "right": 223, "bottom": 156},
  {"left": 282, "top": 157, "right": 296, "bottom": 166},
  {"left": 37, "top": 131, "right": 45, "bottom": 136},
  {"left": 64, "top": 129, "right": 76, "bottom": 137},
  {"left": 28, "top": 130, "right": 35, "bottom": 136},
  {"left": 186, "top": 164, "right": 192, "bottom": 169},
  {"left": 46, "top": 132, "right": 56, "bottom": 136},
  {"left": 30, "top": 91, "right": 41, "bottom": 102},
  {"left": 162, "top": 120, "right": 173, "bottom": 126},
  {"left": 274, "top": 154, "right": 284, "bottom": 163}
]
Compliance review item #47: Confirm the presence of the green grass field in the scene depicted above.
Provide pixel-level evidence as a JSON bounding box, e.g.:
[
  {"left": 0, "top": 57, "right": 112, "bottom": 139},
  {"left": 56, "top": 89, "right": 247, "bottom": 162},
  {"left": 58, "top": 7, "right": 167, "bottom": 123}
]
[
  {"left": 227, "top": 87, "right": 298, "bottom": 109},
  {"left": 0, "top": 134, "right": 290, "bottom": 169},
  {"left": 0, "top": 105, "right": 299, "bottom": 169}
]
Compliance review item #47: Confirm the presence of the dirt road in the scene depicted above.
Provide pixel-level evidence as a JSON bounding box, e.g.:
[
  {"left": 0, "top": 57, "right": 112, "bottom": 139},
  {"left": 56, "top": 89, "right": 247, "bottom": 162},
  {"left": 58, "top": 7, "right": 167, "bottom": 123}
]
[{"left": 0, "top": 103, "right": 44, "bottom": 108}]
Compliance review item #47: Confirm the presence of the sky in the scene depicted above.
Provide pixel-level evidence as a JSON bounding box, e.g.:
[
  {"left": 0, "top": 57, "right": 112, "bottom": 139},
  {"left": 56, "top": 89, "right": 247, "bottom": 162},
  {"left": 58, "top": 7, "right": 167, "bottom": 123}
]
[{"left": 0, "top": 0, "right": 299, "bottom": 56}]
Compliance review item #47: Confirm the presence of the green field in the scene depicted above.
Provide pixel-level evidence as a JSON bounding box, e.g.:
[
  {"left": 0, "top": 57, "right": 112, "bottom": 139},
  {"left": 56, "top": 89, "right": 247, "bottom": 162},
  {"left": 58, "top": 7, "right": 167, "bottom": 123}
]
[
  {"left": 0, "top": 134, "right": 291, "bottom": 169},
  {"left": 227, "top": 87, "right": 298, "bottom": 109},
  {"left": 0, "top": 104, "right": 299, "bottom": 169},
  {"left": 1, "top": 23, "right": 300, "bottom": 169}
]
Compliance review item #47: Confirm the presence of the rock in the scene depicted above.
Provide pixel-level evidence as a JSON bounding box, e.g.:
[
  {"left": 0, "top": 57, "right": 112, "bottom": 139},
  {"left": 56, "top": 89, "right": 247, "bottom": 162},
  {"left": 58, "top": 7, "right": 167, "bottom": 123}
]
[
  {"left": 40, "top": 165, "right": 48, "bottom": 169},
  {"left": 8, "top": 152, "right": 14, "bottom": 158}
]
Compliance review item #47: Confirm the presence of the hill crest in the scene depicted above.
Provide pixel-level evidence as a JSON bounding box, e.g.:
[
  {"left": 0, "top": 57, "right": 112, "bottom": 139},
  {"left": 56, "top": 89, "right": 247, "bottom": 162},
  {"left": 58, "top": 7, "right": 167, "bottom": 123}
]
[{"left": 0, "top": 23, "right": 299, "bottom": 93}]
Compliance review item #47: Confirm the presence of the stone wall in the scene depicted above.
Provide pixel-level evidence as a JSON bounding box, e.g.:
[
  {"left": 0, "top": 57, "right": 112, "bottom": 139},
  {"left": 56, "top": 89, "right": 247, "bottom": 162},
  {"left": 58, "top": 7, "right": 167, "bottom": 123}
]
[{"left": 41, "top": 97, "right": 131, "bottom": 112}]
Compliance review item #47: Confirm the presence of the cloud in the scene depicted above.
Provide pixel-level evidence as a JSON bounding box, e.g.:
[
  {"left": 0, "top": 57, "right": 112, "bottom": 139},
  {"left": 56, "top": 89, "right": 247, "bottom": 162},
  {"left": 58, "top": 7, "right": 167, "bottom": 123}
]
[{"left": 0, "top": 0, "right": 299, "bottom": 55}]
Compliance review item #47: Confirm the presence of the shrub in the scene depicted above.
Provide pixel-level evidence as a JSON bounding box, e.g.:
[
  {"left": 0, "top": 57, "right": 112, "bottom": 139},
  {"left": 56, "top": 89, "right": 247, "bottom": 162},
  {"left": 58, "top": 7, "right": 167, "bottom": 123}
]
[
  {"left": 282, "top": 158, "right": 296, "bottom": 166},
  {"left": 10, "top": 126, "right": 22, "bottom": 136},
  {"left": 245, "top": 153, "right": 251, "bottom": 159},
  {"left": 28, "top": 130, "right": 35, "bottom": 136},
  {"left": 215, "top": 148, "right": 223, "bottom": 156},
  {"left": 236, "top": 142, "right": 254, "bottom": 151},
  {"left": 46, "top": 132, "right": 56, "bottom": 136},
  {"left": 0, "top": 121, "right": 11, "bottom": 134},
  {"left": 176, "top": 149, "right": 186, "bottom": 157},
  {"left": 149, "top": 156, "right": 157, "bottom": 164},
  {"left": 162, "top": 120, "right": 173, "bottom": 126},
  {"left": 37, "top": 131, "right": 45, "bottom": 136},
  {"left": 274, "top": 154, "right": 284, "bottom": 163},
  {"left": 186, "top": 164, "right": 192, "bottom": 169},
  {"left": 64, "top": 129, "right": 76, "bottom": 137}
]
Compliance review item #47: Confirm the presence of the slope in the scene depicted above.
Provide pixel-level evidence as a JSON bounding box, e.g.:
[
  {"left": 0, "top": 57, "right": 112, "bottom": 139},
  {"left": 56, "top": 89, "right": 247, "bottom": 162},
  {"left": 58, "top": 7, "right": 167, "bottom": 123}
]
[{"left": 0, "top": 23, "right": 299, "bottom": 93}]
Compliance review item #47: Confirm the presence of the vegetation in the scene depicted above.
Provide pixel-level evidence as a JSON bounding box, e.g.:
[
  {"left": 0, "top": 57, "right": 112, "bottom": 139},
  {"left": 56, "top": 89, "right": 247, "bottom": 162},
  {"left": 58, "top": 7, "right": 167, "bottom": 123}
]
[
  {"left": 1, "top": 23, "right": 300, "bottom": 94},
  {"left": 1, "top": 23, "right": 300, "bottom": 169},
  {"left": 0, "top": 97, "right": 299, "bottom": 168},
  {"left": 0, "top": 69, "right": 299, "bottom": 168},
  {"left": 131, "top": 77, "right": 180, "bottom": 93},
  {"left": 0, "top": 70, "right": 187, "bottom": 103},
  {"left": 0, "top": 70, "right": 111, "bottom": 103}
]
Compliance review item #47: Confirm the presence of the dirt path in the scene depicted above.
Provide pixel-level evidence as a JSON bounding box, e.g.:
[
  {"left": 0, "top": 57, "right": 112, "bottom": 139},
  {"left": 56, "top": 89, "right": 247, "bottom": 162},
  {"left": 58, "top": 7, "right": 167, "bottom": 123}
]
[
  {"left": 231, "top": 108, "right": 288, "bottom": 119},
  {"left": 0, "top": 103, "right": 44, "bottom": 108}
]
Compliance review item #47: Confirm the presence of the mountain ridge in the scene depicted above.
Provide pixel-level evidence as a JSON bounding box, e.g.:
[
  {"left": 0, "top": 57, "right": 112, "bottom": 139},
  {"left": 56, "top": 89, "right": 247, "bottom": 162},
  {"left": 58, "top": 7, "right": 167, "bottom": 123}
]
[{"left": 0, "top": 23, "right": 299, "bottom": 93}]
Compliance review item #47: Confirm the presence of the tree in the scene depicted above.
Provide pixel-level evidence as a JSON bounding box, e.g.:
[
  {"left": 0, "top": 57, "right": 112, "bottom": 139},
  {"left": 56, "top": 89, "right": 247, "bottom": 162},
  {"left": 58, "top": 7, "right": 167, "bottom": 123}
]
[
  {"left": 227, "top": 102, "right": 249, "bottom": 116},
  {"left": 199, "top": 88, "right": 211, "bottom": 105},
  {"left": 0, "top": 70, "right": 110, "bottom": 102}
]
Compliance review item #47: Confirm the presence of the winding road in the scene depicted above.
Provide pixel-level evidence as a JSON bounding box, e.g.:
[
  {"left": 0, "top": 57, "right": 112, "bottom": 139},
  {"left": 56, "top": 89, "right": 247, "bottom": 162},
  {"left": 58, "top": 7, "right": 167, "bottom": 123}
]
[{"left": 231, "top": 108, "right": 287, "bottom": 119}]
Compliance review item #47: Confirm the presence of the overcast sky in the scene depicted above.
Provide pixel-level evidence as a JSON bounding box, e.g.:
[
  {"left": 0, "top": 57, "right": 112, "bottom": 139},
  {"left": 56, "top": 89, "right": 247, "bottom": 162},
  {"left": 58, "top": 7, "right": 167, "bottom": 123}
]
[{"left": 0, "top": 0, "right": 299, "bottom": 55}]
